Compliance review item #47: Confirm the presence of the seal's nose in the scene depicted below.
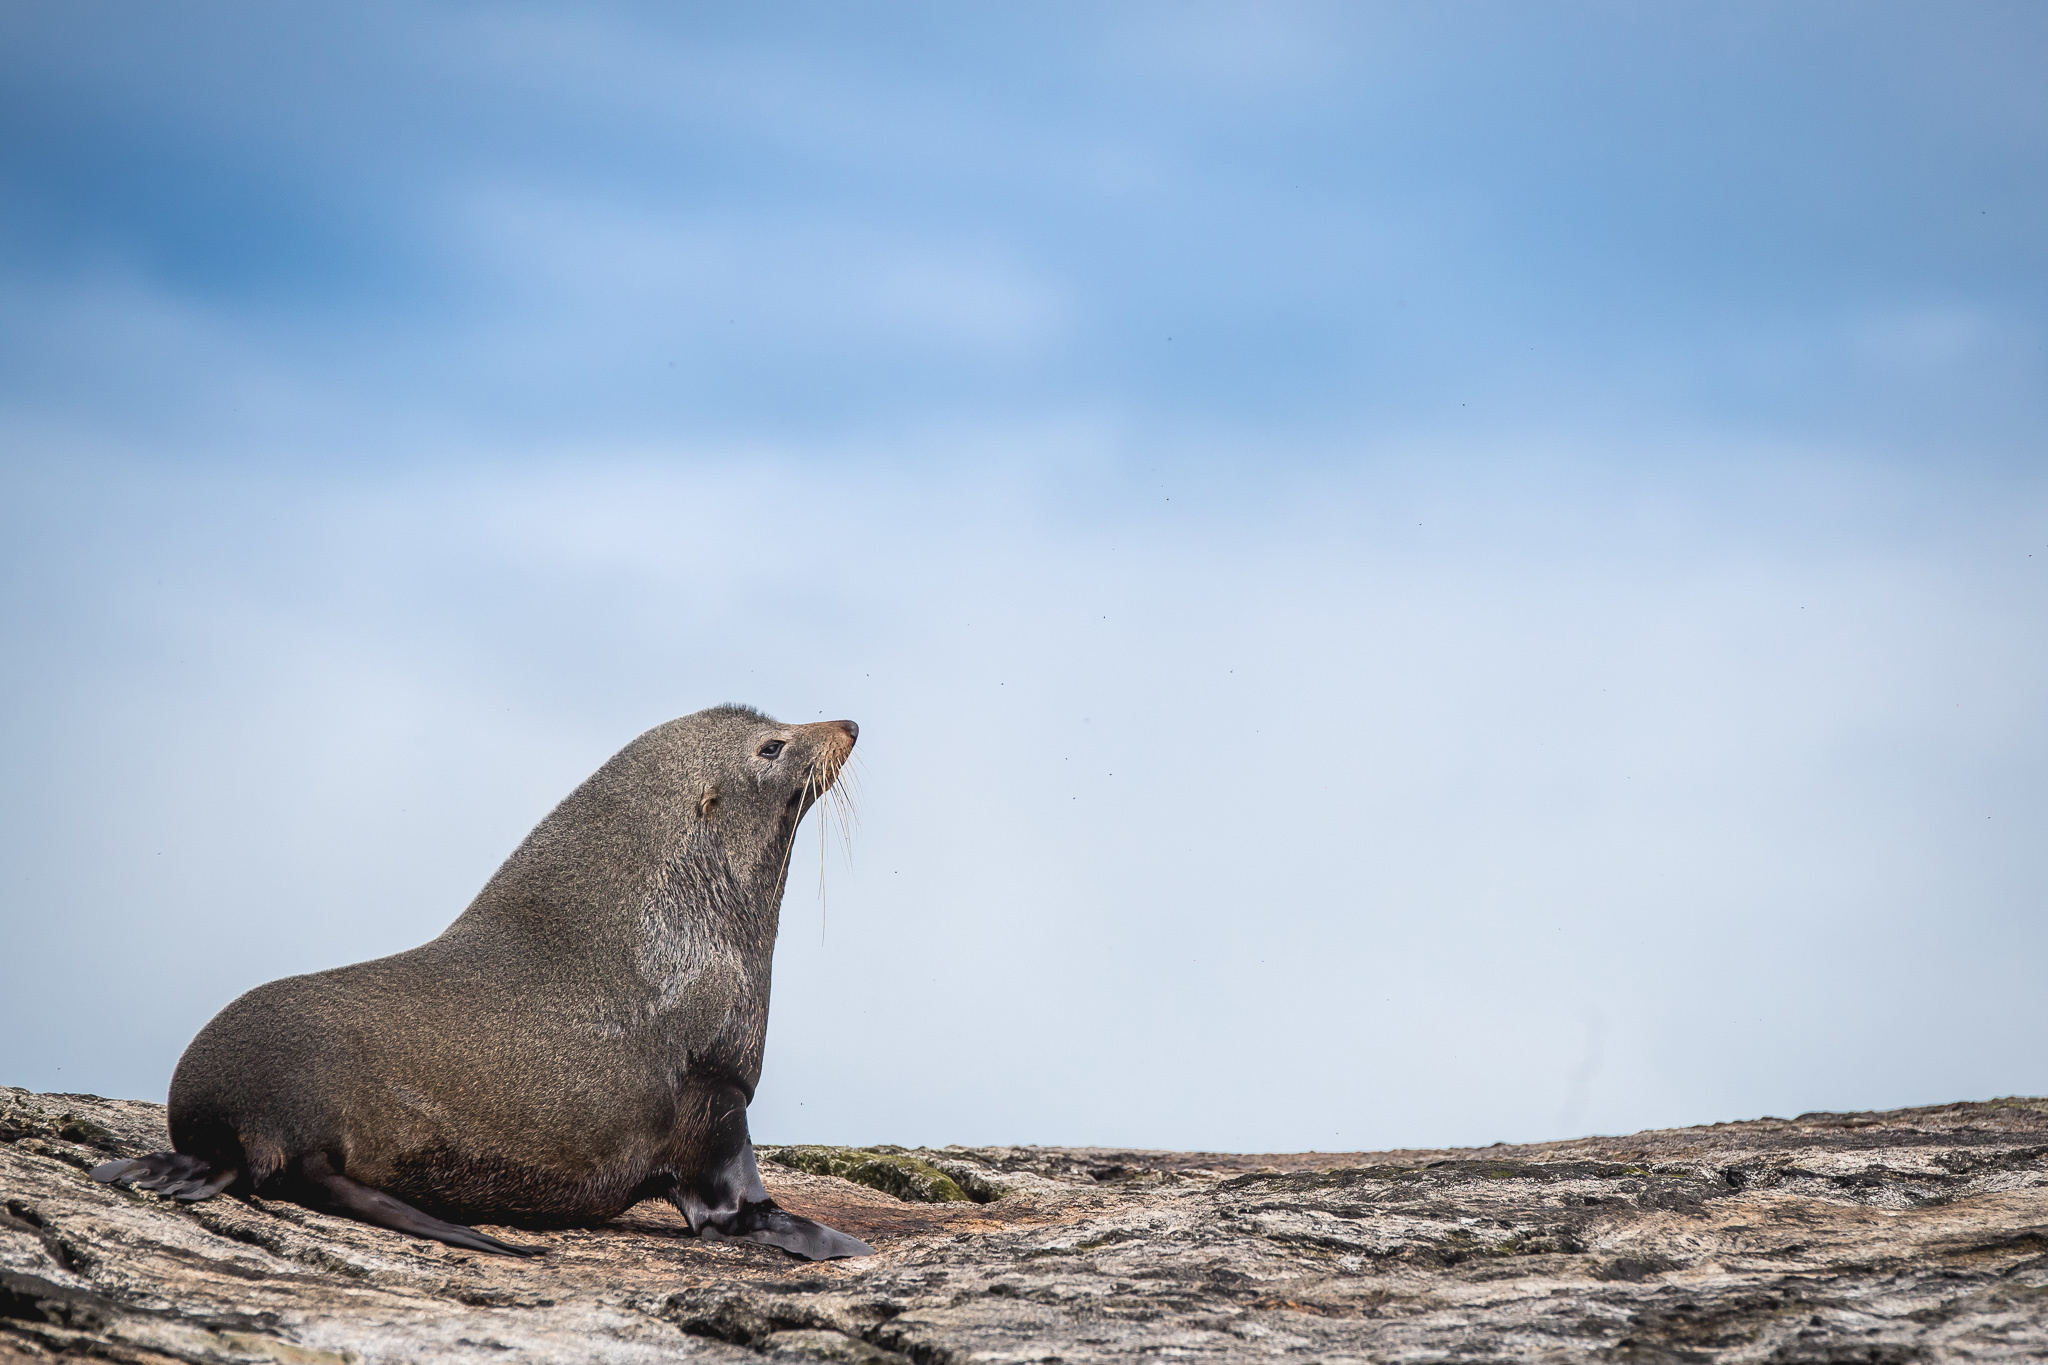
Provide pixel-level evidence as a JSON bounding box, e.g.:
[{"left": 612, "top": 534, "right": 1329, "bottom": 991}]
[{"left": 833, "top": 719, "right": 859, "bottom": 746}]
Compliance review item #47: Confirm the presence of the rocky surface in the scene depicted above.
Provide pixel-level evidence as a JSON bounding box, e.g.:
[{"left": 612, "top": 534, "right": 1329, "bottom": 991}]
[{"left": 3, "top": 1086, "right": 2045, "bottom": 1363}]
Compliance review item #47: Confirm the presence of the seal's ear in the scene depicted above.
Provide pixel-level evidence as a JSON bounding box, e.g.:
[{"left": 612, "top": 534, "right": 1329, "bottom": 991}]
[{"left": 697, "top": 789, "right": 720, "bottom": 820}]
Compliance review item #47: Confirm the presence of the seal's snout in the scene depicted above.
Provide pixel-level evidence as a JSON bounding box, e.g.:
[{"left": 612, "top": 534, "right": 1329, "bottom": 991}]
[{"left": 832, "top": 719, "right": 858, "bottom": 746}]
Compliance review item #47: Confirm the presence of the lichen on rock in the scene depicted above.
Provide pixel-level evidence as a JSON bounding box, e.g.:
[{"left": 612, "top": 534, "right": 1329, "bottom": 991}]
[{"left": 755, "top": 1145, "right": 972, "bottom": 1203}]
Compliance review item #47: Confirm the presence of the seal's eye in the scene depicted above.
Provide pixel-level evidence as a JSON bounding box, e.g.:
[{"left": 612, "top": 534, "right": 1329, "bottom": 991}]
[{"left": 758, "top": 740, "right": 786, "bottom": 760}]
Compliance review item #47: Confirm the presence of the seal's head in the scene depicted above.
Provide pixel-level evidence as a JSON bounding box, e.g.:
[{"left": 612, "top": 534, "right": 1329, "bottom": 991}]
[
  {"left": 685, "top": 705, "right": 856, "bottom": 822},
  {"left": 651, "top": 705, "right": 857, "bottom": 888}
]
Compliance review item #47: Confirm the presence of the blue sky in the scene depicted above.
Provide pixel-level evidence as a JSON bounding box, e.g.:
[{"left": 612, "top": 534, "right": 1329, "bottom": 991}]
[{"left": 2, "top": 2, "right": 2044, "bottom": 1151}]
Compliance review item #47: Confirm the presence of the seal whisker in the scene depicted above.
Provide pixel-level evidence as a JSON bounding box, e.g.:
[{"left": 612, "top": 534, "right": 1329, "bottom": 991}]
[
  {"left": 831, "top": 786, "right": 857, "bottom": 865},
  {"left": 813, "top": 768, "right": 863, "bottom": 942},
  {"left": 772, "top": 764, "right": 816, "bottom": 897},
  {"left": 820, "top": 755, "right": 861, "bottom": 864},
  {"left": 834, "top": 757, "right": 865, "bottom": 827},
  {"left": 836, "top": 783, "right": 854, "bottom": 840},
  {"left": 817, "top": 777, "right": 830, "bottom": 943}
]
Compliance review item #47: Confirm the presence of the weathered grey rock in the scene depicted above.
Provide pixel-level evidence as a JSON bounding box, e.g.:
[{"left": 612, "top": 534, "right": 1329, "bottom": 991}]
[{"left": 4, "top": 1085, "right": 2045, "bottom": 1362}]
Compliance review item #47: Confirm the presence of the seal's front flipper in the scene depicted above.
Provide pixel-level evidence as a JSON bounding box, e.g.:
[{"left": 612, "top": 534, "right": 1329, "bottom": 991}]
[
  {"left": 671, "top": 1107, "right": 874, "bottom": 1260},
  {"left": 93, "top": 1152, "right": 238, "bottom": 1202},
  {"left": 301, "top": 1155, "right": 542, "bottom": 1258},
  {"left": 710, "top": 1198, "right": 875, "bottom": 1260}
]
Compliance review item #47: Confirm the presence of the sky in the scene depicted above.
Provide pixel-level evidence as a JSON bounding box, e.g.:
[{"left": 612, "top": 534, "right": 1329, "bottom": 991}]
[{"left": 2, "top": 1, "right": 2044, "bottom": 1154}]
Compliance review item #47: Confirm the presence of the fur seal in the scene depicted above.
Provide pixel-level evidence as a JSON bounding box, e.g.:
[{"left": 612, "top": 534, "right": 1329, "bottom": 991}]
[{"left": 94, "top": 705, "right": 873, "bottom": 1260}]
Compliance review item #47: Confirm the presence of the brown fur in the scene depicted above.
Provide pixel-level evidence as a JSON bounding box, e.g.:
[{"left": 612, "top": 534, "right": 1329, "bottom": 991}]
[{"left": 151, "top": 706, "right": 864, "bottom": 1253}]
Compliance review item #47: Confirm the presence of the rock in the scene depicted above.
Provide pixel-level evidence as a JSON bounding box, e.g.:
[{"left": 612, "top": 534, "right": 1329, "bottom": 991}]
[
  {"left": 3, "top": 1084, "right": 2045, "bottom": 1362},
  {"left": 759, "top": 1327, "right": 908, "bottom": 1363}
]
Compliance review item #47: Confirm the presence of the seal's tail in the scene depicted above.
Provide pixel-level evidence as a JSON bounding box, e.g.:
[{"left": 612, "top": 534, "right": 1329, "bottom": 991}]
[{"left": 92, "top": 1153, "right": 238, "bottom": 1202}]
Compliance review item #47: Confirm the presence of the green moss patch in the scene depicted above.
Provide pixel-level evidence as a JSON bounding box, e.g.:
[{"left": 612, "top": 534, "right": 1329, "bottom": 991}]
[{"left": 759, "top": 1146, "right": 971, "bottom": 1204}]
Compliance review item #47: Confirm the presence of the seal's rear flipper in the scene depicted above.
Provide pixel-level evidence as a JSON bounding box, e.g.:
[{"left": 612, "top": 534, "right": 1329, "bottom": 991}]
[
  {"left": 710, "top": 1199, "right": 874, "bottom": 1260},
  {"left": 301, "top": 1157, "right": 543, "bottom": 1258},
  {"left": 315, "top": 1175, "right": 544, "bottom": 1258},
  {"left": 93, "top": 1153, "right": 239, "bottom": 1202}
]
